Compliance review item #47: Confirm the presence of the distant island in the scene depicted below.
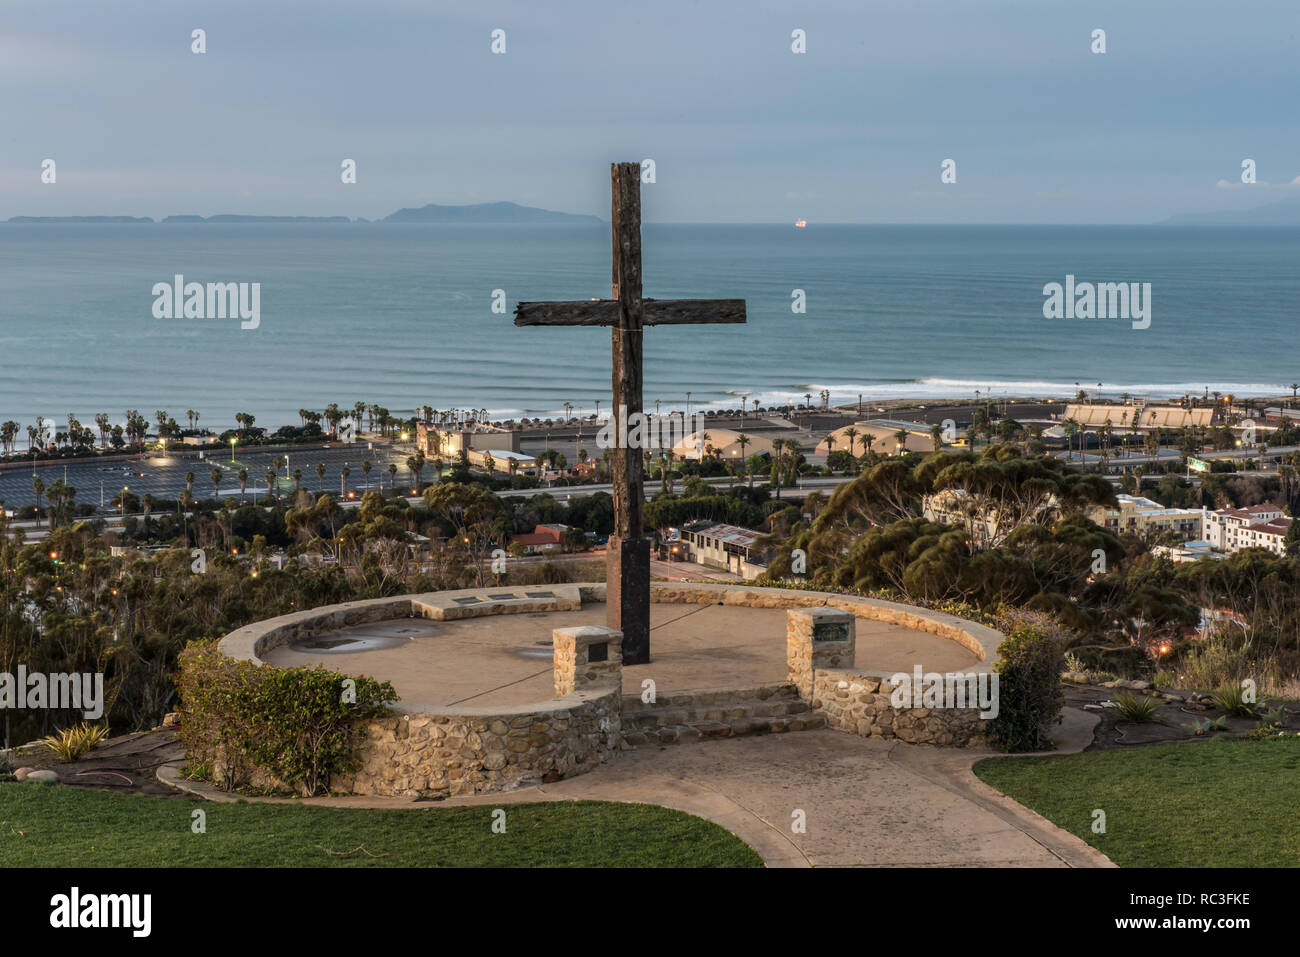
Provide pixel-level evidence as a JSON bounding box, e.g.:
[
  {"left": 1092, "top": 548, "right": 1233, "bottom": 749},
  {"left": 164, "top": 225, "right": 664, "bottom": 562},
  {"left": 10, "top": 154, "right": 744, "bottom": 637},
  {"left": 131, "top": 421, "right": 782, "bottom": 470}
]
[
  {"left": 6, "top": 202, "right": 600, "bottom": 225},
  {"left": 382, "top": 201, "right": 601, "bottom": 224},
  {"left": 8, "top": 215, "right": 154, "bottom": 223},
  {"left": 1159, "top": 196, "right": 1300, "bottom": 226}
]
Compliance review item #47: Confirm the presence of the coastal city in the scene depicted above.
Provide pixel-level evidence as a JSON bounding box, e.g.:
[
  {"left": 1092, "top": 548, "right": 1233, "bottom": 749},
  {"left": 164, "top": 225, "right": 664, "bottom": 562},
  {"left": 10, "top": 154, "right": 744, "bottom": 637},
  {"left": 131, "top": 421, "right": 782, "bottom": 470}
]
[{"left": 3, "top": 0, "right": 1296, "bottom": 925}]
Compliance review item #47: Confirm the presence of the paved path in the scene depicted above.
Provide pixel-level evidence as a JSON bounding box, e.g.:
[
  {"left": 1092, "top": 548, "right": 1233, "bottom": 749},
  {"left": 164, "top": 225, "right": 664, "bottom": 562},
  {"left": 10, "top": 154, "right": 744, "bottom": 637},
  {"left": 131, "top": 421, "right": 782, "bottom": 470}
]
[{"left": 161, "top": 707, "right": 1112, "bottom": 868}]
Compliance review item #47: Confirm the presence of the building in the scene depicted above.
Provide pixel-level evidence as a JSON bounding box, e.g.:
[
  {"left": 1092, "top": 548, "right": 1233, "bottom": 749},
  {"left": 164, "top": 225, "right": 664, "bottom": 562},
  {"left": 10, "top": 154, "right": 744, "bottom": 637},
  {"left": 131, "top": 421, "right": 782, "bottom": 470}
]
[
  {"left": 921, "top": 488, "right": 1058, "bottom": 547},
  {"left": 1200, "top": 504, "right": 1284, "bottom": 551},
  {"left": 679, "top": 520, "right": 769, "bottom": 577},
  {"left": 510, "top": 524, "right": 572, "bottom": 555},
  {"left": 816, "top": 419, "right": 947, "bottom": 458},
  {"left": 1151, "top": 540, "right": 1224, "bottom": 564},
  {"left": 468, "top": 447, "right": 537, "bottom": 474},
  {"left": 1087, "top": 494, "right": 1203, "bottom": 540},
  {"left": 670, "top": 428, "right": 776, "bottom": 463},
  {"left": 417, "top": 422, "right": 521, "bottom": 459},
  {"left": 1063, "top": 403, "right": 1215, "bottom": 432}
]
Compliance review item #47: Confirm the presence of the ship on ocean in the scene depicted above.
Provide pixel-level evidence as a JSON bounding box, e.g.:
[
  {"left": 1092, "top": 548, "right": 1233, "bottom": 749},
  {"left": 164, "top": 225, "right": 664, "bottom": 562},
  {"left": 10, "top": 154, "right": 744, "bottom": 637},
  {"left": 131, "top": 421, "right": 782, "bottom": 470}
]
[{"left": 795, "top": 219, "right": 807, "bottom": 228}]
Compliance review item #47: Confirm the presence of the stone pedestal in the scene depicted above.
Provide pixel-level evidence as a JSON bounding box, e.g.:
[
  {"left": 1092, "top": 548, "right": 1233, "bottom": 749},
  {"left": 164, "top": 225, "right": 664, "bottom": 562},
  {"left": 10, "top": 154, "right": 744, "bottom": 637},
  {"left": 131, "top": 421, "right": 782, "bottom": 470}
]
[
  {"left": 786, "top": 608, "right": 856, "bottom": 701},
  {"left": 553, "top": 625, "right": 624, "bottom": 698}
]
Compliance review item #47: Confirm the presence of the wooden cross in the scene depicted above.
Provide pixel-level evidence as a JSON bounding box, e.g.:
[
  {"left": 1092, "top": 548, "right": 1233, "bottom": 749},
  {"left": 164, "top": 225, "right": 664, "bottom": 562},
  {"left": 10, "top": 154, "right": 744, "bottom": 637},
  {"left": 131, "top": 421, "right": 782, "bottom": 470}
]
[{"left": 515, "top": 162, "right": 746, "bottom": 665}]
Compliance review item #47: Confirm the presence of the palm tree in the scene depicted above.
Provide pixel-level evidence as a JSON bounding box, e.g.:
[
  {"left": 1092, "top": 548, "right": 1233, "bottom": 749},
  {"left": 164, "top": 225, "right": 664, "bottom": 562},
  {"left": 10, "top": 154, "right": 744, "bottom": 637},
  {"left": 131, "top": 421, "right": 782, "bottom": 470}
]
[
  {"left": 1062, "top": 418, "right": 1079, "bottom": 460},
  {"left": 210, "top": 467, "right": 222, "bottom": 501},
  {"left": 894, "top": 428, "right": 909, "bottom": 455},
  {"left": 238, "top": 468, "right": 248, "bottom": 503},
  {"left": 265, "top": 469, "right": 277, "bottom": 500},
  {"left": 843, "top": 427, "right": 859, "bottom": 460},
  {"left": 362, "top": 459, "right": 372, "bottom": 491},
  {"left": 340, "top": 465, "right": 351, "bottom": 498},
  {"left": 388, "top": 462, "right": 398, "bottom": 490},
  {"left": 32, "top": 477, "right": 44, "bottom": 526},
  {"left": 316, "top": 462, "right": 326, "bottom": 492},
  {"left": 407, "top": 453, "right": 425, "bottom": 492},
  {"left": 185, "top": 471, "right": 195, "bottom": 497},
  {"left": 930, "top": 423, "right": 943, "bottom": 452},
  {"left": 292, "top": 468, "right": 302, "bottom": 494}
]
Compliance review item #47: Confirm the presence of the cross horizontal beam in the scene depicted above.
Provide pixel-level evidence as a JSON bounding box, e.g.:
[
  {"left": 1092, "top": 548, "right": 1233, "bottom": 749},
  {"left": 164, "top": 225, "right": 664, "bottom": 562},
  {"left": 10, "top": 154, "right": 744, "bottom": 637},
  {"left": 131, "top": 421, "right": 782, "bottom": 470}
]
[{"left": 514, "top": 298, "right": 746, "bottom": 327}]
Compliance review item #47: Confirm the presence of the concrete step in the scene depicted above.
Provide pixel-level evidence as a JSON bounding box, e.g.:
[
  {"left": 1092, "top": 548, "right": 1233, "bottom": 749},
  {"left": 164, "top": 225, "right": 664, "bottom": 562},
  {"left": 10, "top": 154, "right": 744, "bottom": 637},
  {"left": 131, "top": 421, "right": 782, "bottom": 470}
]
[
  {"left": 621, "top": 697, "right": 812, "bottom": 733},
  {"left": 620, "top": 708, "right": 826, "bottom": 748}
]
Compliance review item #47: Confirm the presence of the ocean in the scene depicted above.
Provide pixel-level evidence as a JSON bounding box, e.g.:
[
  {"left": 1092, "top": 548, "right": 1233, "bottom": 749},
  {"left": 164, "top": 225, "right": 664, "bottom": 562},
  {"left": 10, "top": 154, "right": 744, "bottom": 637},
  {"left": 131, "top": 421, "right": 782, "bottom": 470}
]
[{"left": 1, "top": 222, "right": 1297, "bottom": 430}]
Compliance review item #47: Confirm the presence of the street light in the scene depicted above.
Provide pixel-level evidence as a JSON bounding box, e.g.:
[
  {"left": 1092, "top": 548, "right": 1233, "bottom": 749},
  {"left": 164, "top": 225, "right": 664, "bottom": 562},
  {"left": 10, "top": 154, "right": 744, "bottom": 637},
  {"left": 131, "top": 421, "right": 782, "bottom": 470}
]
[{"left": 230, "top": 437, "right": 236, "bottom": 462}]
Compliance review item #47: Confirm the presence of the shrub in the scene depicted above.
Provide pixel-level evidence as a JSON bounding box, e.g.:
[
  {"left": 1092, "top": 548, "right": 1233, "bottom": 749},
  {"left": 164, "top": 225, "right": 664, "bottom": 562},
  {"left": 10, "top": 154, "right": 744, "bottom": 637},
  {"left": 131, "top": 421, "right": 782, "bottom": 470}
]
[
  {"left": 1114, "top": 692, "right": 1160, "bottom": 723},
  {"left": 40, "top": 723, "right": 109, "bottom": 762},
  {"left": 176, "top": 641, "right": 398, "bottom": 796},
  {"left": 1210, "top": 683, "right": 1261, "bottom": 718},
  {"left": 986, "top": 610, "right": 1068, "bottom": 753}
]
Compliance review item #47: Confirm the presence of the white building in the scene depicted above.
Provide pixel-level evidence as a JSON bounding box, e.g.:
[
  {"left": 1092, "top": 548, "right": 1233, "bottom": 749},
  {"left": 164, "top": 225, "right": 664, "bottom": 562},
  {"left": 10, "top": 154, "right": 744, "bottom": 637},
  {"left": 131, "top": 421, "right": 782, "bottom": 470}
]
[
  {"left": 680, "top": 521, "right": 769, "bottom": 577},
  {"left": 1200, "top": 504, "right": 1285, "bottom": 552}
]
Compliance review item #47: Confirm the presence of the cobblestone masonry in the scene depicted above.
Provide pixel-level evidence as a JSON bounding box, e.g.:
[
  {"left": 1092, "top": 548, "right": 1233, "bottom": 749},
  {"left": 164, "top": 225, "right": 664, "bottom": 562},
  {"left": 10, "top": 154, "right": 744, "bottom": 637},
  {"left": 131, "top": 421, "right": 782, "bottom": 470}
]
[
  {"left": 787, "top": 607, "right": 856, "bottom": 700},
  {"left": 813, "top": 671, "right": 988, "bottom": 747},
  {"left": 213, "top": 584, "right": 1003, "bottom": 798}
]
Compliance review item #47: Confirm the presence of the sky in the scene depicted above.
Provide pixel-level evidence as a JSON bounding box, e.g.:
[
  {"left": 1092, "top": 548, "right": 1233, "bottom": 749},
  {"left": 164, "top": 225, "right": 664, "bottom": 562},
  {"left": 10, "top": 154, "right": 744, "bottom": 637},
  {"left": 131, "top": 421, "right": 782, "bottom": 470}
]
[{"left": 3, "top": 0, "right": 1298, "bottom": 224}]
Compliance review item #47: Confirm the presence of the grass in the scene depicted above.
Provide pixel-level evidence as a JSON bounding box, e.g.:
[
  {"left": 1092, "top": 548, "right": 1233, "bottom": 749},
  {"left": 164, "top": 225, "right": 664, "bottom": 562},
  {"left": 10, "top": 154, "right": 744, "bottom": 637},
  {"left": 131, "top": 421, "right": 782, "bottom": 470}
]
[
  {"left": 974, "top": 735, "right": 1300, "bottom": 867},
  {"left": 0, "top": 786, "right": 762, "bottom": 868}
]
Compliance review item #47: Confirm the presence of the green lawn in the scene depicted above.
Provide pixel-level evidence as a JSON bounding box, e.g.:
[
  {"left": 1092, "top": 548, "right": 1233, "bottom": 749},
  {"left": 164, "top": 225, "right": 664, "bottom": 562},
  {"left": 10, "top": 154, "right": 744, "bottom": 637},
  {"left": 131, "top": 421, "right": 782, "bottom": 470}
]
[
  {"left": 0, "top": 785, "right": 761, "bottom": 868},
  {"left": 974, "top": 735, "right": 1300, "bottom": 867}
]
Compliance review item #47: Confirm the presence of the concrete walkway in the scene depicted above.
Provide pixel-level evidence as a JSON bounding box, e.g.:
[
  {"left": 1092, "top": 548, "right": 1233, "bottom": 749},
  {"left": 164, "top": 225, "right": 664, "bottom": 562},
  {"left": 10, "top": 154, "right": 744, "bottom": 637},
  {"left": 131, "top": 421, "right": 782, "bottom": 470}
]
[{"left": 160, "top": 707, "right": 1112, "bottom": 868}]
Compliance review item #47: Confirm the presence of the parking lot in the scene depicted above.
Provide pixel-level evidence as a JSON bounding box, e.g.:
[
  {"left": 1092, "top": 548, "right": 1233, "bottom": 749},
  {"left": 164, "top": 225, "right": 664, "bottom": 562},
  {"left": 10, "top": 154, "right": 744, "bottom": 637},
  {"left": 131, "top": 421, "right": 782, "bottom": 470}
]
[{"left": 0, "top": 443, "right": 413, "bottom": 510}]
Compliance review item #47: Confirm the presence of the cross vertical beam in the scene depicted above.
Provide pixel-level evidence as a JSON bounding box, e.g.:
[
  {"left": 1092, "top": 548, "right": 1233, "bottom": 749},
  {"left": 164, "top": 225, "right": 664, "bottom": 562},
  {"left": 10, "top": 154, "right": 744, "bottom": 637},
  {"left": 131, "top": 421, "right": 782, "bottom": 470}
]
[
  {"left": 607, "top": 162, "right": 651, "bottom": 664},
  {"left": 513, "top": 162, "right": 746, "bottom": 668}
]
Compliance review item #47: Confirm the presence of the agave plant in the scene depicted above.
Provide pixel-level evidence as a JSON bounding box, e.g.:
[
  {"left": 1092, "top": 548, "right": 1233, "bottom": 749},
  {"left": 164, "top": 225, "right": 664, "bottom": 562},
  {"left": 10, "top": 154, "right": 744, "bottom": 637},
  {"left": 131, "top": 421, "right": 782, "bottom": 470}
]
[
  {"left": 39, "top": 723, "right": 109, "bottom": 762},
  {"left": 1114, "top": 691, "right": 1161, "bottom": 723},
  {"left": 1210, "top": 684, "right": 1261, "bottom": 718}
]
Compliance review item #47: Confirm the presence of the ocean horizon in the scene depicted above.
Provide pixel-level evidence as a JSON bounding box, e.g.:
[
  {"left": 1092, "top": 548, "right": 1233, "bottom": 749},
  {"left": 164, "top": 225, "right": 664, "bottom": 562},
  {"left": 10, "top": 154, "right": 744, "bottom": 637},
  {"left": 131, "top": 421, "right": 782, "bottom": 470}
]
[{"left": 2, "top": 221, "right": 1297, "bottom": 430}]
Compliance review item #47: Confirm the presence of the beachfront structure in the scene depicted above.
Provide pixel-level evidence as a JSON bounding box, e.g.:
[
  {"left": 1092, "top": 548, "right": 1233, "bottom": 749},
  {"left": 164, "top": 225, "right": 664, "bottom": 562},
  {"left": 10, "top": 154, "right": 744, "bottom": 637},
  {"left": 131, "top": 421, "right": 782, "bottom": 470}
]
[
  {"left": 679, "top": 520, "right": 769, "bottom": 577},
  {"left": 1087, "top": 494, "right": 1203, "bottom": 540},
  {"left": 417, "top": 422, "right": 521, "bottom": 458},
  {"left": 670, "top": 428, "right": 776, "bottom": 462},
  {"left": 815, "top": 419, "right": 947, "bottom": 458},
  {"left": 1201, "top": 504, "right": 1292, "bottom": 555},
  {"left": 1062, "top": 403, "right": 1215, "bottom": 432},
  {"left": 468, "top": 447, "right": 536, "bottom": 474}
]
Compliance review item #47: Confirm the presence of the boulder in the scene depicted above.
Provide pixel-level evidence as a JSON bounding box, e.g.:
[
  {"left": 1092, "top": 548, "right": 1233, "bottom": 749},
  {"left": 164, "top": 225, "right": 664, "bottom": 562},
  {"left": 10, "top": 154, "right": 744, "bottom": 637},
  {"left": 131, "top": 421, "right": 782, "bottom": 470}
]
[{"left": 26, "top": 769, "right": 60, "bottom": 784}]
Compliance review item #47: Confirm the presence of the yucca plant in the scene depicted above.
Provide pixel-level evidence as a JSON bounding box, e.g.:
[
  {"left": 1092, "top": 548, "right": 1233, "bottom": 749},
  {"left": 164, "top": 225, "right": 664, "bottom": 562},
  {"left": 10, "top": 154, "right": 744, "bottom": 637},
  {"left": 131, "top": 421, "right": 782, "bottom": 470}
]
[
  {"left": 1210, "top": 684, "right": 1261, "bottom": 718},
  {"left": 39, "top": 723, "right": 109, "bottom": 762},
  {"left": 1114, "top": 691, "right": 1161, "bottom": 723}
]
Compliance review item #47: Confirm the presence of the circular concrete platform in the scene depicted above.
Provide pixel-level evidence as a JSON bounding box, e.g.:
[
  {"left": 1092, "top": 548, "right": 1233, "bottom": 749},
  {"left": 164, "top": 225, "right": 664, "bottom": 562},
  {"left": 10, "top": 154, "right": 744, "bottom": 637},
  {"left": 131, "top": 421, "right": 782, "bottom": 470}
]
[{"left": 263, "top": 597, "right": 981, "bottom": 709}]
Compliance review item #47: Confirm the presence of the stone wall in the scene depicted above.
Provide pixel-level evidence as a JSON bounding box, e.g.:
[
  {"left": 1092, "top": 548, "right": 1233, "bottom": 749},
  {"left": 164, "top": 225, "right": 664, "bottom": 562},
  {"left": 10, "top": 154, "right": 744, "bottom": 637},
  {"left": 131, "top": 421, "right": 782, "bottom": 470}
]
[
  {"left": 812, "top": 671, "right": 987, "bottom": 747},
  {"left": 210, "top": 584, "right": 1004, "bottom": 798},
  {"left": 330, "top": 685, "right": 622, "bottom": 798}
]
